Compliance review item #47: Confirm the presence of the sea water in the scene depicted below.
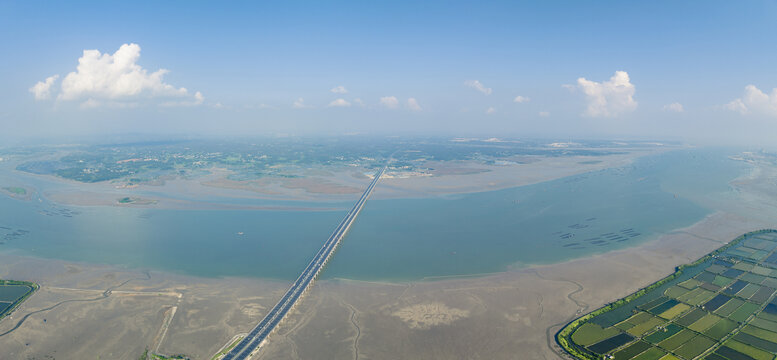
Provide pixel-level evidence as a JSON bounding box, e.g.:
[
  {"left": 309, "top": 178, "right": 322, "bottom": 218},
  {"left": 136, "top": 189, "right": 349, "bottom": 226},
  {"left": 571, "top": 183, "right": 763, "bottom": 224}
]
[{"left": 0, "top": 149, "right": 749, "bottom": 281}]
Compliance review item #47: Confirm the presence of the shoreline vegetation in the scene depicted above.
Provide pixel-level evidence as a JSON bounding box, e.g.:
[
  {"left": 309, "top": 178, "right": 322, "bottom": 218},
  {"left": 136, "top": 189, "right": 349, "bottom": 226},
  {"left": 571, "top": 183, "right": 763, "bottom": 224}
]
[
  {"left": 1, "top": 186, "right": 30, "bottom": 200},
  {"left": 117, "top": 196, "right": 158, "bottom": 205},
  {"left": 556, "top": 229, "right": 777, "bottom": 360},
  {"left": 2, "top": 187, "right": 26, "bottom": 196}
]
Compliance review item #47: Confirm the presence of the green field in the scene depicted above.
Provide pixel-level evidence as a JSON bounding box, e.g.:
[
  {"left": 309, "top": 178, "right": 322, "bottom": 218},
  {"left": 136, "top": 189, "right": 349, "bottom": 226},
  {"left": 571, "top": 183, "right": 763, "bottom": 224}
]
[
  {"left": 673, "top": 335, "right": 715, "bottom": 359},
  {"left": 2, "top": 186, "right": 26, "bottom": 195},
  {"left": 572, "top": 323, "right": 621, "bottom": 346},
  {"left": 704, "top": 318, "right": 738, "bottom": 340},
  {"left": 557, "top": 230, "right": 777, "bottom": 360},
  {"left": 687, "top": 313, "right": 721, "bottom": 332},
  {"left": 715, "top": 298, "right": 745, "bottom": 317},
  {"left": 658, "top": 303, "right": 691, "bottom": 320},
  {"left": 724, "top": 339, "right": 775, "bottom": 360},
  {"left": 658, "top": 330, "right": 696, "bottom": 351}
]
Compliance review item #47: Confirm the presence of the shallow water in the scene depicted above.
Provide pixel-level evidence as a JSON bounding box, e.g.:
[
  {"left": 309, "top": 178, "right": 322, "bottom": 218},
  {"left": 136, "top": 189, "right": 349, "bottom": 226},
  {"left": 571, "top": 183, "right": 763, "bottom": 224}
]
[
  {"left": 0, "top": 149, "right": 749, "bottom": 281},
  {"left": 325, "top": 149, "right": 748, "bottom": 280}
]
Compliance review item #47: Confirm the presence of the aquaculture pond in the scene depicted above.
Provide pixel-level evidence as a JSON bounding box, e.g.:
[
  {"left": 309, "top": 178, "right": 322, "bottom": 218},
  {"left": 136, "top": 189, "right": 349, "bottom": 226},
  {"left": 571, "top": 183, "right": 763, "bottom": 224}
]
[{"left": 560, "top": 230, "right": 777, "bottom": 360}]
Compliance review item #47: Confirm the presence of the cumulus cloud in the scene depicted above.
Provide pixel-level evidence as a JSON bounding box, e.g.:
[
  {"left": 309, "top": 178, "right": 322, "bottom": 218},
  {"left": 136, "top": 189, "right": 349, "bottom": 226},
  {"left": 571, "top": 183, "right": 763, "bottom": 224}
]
[
  {"left": 513, "top": 95, "right": 530, "bottom": 103},
  {"left": 486, "top": 107, "right": 496, "bottom": 114},
  {"left": 571, "top": 71, "right": 637, "bottom": 117},
  {"left": 31, "top": 43, "right": 202, "bottom": 107},
  {"left": 293, "top": 98, "right": 310, "bottom": 108},
  {"left": 663, "top": 102, "right": 684, "bottom": 112},
  {"left": 29, "top": 75, "right": 59, "bottom": 100},
  {"left": 407, "top": 98, "right": 422, "bottom": 111},
  {"left": 464, "top": 80, "right": 492, "bottom": 95},
  {"left": 328, "top": 98, "right": 351, "bottom": 107},
  {"left": 725, "top": 85, "right": 777, "bottom": 116},
  {"left": 725, "top": 99, "right": 748, "bottom": 114},
  {"left": 539, "top": 111, "right": 550, "bottom": 117},
  {"left": 380, "top": 96, "right": 399, "bottom": 109},
  {"left": 330, "top": 85, "right": 348, "bottom": 94}
]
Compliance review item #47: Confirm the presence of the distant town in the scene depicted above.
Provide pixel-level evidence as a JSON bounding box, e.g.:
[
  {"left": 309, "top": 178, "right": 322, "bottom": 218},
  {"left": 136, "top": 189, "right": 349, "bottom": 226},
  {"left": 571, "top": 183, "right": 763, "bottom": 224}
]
[{"left": 6, "top": 137, "right": 647, "bottom": 185}]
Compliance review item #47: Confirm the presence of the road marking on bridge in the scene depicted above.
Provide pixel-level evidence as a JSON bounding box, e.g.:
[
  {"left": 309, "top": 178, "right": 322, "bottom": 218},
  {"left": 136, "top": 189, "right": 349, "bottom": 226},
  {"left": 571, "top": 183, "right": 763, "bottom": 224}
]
[{"left": 219, "top": 166, "right": 386, "bottom": 360}]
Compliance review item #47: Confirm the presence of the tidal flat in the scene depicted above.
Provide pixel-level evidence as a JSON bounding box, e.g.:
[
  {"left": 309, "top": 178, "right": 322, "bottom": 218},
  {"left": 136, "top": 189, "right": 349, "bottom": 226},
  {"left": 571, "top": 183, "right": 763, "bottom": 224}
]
[
  {"left": 0, "top": 146, "right": 774, "bottom": 359},
  {"left": 0, "top": 149, "right": 747, "bottom": 281}
]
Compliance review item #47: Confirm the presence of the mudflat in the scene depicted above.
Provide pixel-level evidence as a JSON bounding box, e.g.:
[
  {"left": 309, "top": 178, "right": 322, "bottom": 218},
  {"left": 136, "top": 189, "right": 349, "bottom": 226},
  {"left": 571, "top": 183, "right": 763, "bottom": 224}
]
[
  {"left": 0, "top": 211, "right": 766, "bottom": 360},
  {"left": 0, "top": 148, "right": 774, "bottom": 359}
]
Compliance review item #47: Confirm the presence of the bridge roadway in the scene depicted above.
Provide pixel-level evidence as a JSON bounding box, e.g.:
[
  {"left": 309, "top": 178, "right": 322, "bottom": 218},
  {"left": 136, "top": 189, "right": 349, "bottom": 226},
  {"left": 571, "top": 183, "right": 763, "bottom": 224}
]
[{"left": 222, "top": 166, "right": 386, "bottom": 360}]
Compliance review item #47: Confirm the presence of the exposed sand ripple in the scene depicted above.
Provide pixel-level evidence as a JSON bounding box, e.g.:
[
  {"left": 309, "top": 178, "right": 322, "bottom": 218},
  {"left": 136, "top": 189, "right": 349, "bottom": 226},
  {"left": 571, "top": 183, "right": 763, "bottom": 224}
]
[{"left": 392, "top": 302, "right": 469, "bottom": 329}]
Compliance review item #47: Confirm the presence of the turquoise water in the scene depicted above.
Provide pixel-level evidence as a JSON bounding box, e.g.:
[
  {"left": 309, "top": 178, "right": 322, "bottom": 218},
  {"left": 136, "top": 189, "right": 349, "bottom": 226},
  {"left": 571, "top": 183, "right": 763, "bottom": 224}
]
[
  {"left": 324, "top": 149, "right": 748, "bottom": 280},
  {"left": 0, "top": 149, "right": 748, "bottom": 281},
  {"left": 0, "top": 198, "right": 347, "bottom": 279}
]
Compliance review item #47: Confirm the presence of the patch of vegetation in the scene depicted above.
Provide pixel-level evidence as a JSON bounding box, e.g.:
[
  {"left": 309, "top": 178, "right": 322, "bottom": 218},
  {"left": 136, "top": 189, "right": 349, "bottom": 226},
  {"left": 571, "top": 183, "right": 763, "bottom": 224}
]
[
  {"left": 210, "top": 336, "right": 244, "bottom": 360},
  {"left": 138, "top": 349, "right": 190, "bottom": 360},
  {"left": 151, "top": 354, "right": 190, "bottom": 360},
  {"left": 2, "top": 186, "right": 26, "bottom": 195}
]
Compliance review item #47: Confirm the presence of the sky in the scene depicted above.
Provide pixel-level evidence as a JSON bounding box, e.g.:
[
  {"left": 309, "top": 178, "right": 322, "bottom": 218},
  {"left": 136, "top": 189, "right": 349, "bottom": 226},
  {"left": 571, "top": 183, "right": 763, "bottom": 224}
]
[{"left": 2, "top": 0, "right": 777, "bottom": 145}]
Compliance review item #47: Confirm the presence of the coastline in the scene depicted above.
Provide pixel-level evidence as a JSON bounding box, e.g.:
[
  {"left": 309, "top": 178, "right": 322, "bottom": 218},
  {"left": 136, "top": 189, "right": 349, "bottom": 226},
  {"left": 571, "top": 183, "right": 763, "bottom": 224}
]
[
  {"left": 2, "top": 146, "right": 774, "bottom": 359},
  {"left": 0, "top": 208, "right": 768, "bottom": 359}
]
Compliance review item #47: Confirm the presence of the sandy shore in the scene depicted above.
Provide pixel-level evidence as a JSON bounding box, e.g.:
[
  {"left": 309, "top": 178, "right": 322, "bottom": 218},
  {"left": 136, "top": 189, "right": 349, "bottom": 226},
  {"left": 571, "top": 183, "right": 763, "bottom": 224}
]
[
  {"left": 256, "top": 211, "right": 768, "bottom": 360},
  {"left": 0, "top": 210, "right": 766, "bottom": 360},
  {"left": 0, "top": 253, "right": 290, "bottom": 359}
]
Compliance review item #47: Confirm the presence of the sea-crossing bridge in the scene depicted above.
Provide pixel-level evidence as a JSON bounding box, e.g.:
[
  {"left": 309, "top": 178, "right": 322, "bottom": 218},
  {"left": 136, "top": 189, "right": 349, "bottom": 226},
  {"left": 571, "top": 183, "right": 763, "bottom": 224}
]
[{"left": 221, "top": 166, "right": 386, "bottom": 360}]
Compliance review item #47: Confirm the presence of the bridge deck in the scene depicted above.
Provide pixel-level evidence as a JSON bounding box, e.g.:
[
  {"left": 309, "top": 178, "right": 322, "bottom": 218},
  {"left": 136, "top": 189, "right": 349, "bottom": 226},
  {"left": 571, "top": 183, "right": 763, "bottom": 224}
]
[{"left": 222, "top": 167, "right": 385, "bottom": 360}]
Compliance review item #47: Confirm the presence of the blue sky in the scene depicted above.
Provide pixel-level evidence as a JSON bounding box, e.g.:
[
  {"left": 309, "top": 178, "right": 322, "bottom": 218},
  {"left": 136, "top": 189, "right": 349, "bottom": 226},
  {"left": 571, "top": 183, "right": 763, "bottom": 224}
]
[{"left": 2, "top": 1, "right": 777, "bottom": 144}]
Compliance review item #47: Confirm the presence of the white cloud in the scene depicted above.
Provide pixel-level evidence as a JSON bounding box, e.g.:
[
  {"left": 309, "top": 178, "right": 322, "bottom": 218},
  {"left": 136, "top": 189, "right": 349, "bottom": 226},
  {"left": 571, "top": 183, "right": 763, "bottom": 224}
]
[
  {"left": 380, "top": 96, "right": 399, "bottom": 109},
  {"left": 160, "top": 91, "right": 204, "bottom": 107},
  {"left": 353, "top": 98, "right": 365, "bottom": 107},
  {"left": 539, "top": 111, "right": 550, "bottom": 117},
  {"left": 572, "top": 70, "right": 637, "bottom": 117},
  {"left": 29, "top": 75, "right": 59, "bottom": 100},
  {"left": 407, "top": 98, "right": 422, "bottom": 111},
  {"left": 79, "top": 98, "right": 140, "bottom": 109},
  {"left": 330, "top": 85, "right": 348, "bottom": 94},
  {"left": 725, "top": 85, "right": 777, "bottom": 116},
  {"left": 40, "top": 43, "right": 202, "bottom": 107},
  {"left": 513, "top": 95, "right": 530, "bottom": 103},
  {"left": 725, "top": 99, "right": 748, "bottom": 114},
  {"left": 464, "top": 80, "right": 492, "bottom": 95},
  {"left": 293, "top": 98, "right": 310, "bottom": 108},
  {"left": 663, "top": 102, "right": 684, "bottom": 112},
  {"left": 328, "top": 98, "right": 351, "bottom": 107},
  {"left": 486, "top": 107, "right": 496, "bottom": 114}
]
